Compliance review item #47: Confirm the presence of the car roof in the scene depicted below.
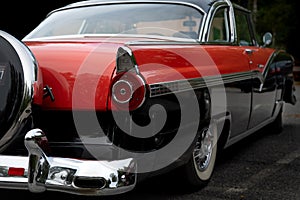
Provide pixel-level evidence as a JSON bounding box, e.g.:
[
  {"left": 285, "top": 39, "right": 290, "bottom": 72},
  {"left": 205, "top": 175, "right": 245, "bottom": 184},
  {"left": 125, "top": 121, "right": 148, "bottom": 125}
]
[{"left": 50, "top": 0, "right": 232, "bottom": 15}]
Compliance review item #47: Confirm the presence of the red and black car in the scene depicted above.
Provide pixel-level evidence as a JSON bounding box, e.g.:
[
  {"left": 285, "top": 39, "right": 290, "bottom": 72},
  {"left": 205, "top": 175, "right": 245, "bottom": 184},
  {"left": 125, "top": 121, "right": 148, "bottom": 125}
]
[{"left": 0, "top": 0, "right": 297, "bottom": 196}]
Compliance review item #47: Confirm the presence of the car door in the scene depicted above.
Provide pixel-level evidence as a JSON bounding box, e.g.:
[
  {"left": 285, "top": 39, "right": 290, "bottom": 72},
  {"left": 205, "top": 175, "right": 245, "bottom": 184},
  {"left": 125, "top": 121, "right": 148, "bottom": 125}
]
[
  {"left": 234, "top": 7, "right": 277, "bottom": 129},
  {"left": 206, "top": 6, "right": 253, "bottom": 137}
]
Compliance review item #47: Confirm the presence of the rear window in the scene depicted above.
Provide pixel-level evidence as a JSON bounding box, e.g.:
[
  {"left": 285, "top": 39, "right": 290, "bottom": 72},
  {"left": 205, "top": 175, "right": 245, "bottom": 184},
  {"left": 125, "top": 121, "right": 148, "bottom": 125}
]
[{"left": 24, "top": 3, "right": 204, "bottom": 40}]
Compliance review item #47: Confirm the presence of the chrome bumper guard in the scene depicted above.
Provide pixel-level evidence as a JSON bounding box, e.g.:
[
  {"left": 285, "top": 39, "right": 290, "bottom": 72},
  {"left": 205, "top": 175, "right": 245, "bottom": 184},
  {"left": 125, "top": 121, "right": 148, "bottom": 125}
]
[{"left": 0, "top": 129, "right": 137, "bottom": 196}]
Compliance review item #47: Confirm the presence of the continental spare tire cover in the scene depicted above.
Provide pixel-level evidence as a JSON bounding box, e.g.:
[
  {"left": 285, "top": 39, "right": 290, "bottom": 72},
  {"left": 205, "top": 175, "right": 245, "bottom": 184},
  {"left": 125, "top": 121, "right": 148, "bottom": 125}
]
[{"left": 0, "top": 30, "right": 37, "bottom": 152}]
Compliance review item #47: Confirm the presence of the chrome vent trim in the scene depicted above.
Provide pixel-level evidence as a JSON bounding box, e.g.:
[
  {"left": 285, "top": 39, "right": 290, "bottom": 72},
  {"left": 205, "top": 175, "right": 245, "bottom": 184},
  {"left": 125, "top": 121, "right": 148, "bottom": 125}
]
[{"left": 149, "top": 71, "right": 254, "bottom": 97}]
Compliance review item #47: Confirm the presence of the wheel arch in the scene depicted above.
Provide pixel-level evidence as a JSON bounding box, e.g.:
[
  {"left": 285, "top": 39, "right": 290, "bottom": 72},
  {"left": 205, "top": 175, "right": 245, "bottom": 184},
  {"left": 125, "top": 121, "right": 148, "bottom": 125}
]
[{"left": 216, "top": 114, "right": 231, "bottom": 151}]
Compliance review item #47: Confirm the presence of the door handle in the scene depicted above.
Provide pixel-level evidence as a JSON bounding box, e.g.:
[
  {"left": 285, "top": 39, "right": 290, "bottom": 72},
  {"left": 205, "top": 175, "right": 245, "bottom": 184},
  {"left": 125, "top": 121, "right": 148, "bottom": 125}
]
[{"left": 245, "top": 49, "right": 254, "bottom": 55}]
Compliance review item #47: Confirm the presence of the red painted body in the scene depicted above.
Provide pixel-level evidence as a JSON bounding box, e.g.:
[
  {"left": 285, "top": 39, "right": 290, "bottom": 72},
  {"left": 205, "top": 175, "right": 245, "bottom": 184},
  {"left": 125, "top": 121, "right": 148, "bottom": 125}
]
[
  {"left": 25, "top": 37, "right": 275, "bottom": 111},
  {"left": 25, "top": 39, "right": 120, "bottom": 111}
]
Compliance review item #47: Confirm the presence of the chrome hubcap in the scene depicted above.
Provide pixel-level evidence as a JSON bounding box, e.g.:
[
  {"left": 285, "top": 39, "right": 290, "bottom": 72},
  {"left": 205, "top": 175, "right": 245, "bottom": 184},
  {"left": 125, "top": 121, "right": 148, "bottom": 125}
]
[{"left": 193, "top": 128, "right": 214, "bottom": 171}]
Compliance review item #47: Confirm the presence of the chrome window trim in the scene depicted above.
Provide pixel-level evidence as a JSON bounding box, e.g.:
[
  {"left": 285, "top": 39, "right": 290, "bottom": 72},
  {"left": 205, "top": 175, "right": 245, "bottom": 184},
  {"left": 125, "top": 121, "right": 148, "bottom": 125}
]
[
  {"left": 24, "top": 34, "right": 200, "bottom": 42},
  {"left": 126, "top": 40, "right": 200, "bottom": 46},
  {"left": 206, "top": 6, "right": 231, "bottom": 43},
  {"left": 201, "top": 0, "right": 235, "bottom": 43}
]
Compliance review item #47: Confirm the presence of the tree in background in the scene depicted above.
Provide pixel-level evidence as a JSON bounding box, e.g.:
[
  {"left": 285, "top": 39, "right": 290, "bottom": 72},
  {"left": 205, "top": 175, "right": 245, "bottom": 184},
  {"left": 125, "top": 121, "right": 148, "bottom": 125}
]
[
  {"left": 232, "top": 0, "right": 299, "bottom": 62},
  {"left": 256, "top": 0, "right": 293, "bottom": 48}
]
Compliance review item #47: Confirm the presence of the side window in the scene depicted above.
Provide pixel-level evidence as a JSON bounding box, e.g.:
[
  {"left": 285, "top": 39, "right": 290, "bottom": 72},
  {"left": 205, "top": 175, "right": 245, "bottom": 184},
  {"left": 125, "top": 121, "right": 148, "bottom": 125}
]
[
  {"left": 234, "top": 9, "right": 254, "bottom": 46},
  {"left": 208, "top": 7, "right": 230, "bottom": 43}
]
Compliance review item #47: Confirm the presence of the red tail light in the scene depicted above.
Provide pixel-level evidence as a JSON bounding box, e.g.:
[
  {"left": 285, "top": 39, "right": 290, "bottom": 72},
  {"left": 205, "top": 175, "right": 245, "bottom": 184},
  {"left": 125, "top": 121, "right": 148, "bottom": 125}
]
[
  {"left": 111, "top": 72, "right": 146, "bottom": 111},
  {"left": 8, "top": 167, "right": 25, "bottom": 176}
]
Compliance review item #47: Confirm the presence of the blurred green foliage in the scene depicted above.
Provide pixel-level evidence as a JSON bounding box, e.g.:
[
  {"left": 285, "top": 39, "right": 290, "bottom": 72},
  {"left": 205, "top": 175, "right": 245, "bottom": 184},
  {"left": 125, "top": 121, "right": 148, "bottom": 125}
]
[{"left": 232, "top": 0, "right": 300, "bottom": 62}]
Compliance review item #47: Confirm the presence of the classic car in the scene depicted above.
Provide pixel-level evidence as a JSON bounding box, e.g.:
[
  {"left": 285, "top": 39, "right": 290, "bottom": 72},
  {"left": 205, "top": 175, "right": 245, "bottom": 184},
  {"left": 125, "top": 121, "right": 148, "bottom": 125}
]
[{"left": 0, "top": 0, "right": 297, "bottom": 196}]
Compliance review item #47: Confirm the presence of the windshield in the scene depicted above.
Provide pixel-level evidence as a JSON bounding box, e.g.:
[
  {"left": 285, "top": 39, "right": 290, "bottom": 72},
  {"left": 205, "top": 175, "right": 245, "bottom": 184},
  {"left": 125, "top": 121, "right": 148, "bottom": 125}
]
[{"left": 24, "top": 3, "right": 204, "bottom": 40}]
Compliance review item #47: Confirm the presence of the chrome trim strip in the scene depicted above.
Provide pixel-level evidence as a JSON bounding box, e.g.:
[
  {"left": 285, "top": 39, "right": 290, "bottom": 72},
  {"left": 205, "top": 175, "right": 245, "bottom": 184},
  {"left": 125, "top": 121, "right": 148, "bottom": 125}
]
[
  {"left": 262, "top": 49, "right": 282, "bottom": 78},
  {"left": 149, "top": 71, "right": 254, "bottom": 97},
  {"left": 24, "top": 34, "right": 199, "bottom": 42},
  {"left": 225, "top": 0, "right": 236, "bottom": 43},
  {"left": 126, "top": 40, "right": 200, "bottom": 46},
  {"left": 0, "top": 68, "right": 4, "bottom": 80},
  {"left": 57, "top": 0, "right": 207, "bottom": 15},
  {"left": 224, "top": 100, "right": 284, "bottom": 148},
  {"left": 252, "top": 49, "right": 281, "bottom": 92},
  {"left": 0, "top": 31, "right": 37, "bottom": 151},
  {"left": 201, "top": 0, "right": 235, "bottom": 43}
]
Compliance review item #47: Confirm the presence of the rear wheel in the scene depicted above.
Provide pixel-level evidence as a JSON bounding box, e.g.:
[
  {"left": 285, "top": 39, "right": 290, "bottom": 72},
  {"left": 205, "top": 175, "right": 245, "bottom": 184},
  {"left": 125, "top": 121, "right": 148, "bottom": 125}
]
[{"left": 181, "top": 122, "right": 218, "bottom": 188}]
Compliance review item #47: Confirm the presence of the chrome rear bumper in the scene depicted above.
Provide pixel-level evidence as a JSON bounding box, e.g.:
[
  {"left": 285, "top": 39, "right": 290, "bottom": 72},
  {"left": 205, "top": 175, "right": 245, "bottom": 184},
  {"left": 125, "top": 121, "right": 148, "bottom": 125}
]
[{"left": 0, "top": 129, "right": 136, "bottom": 196}]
